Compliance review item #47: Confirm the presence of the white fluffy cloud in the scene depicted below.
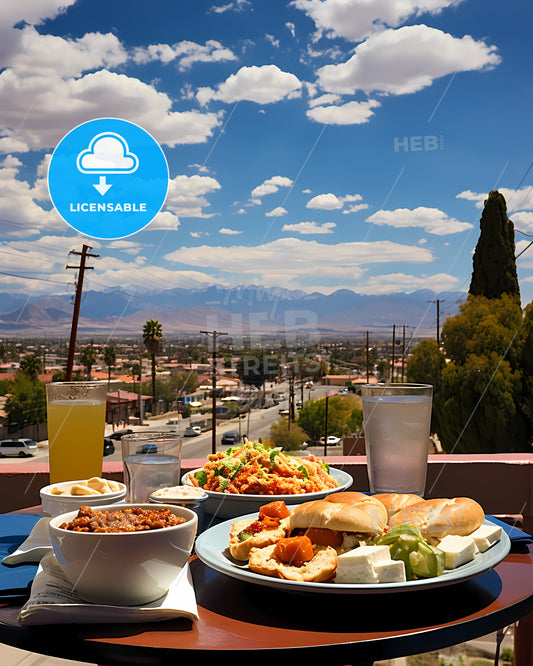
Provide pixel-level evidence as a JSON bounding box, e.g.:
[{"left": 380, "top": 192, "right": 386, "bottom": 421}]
[
  {"left": 0, "top": 26, "right": 222, "bottom": 153},
  {"left": 306, "top": 193, "right": 343, "bottom": 210},
  {"left": 251, "top": 176, "right": 293, "bottom": 199},
  {"left": 282, "top": 221, "right": 336, "bottom": 234},
  {"left": 265, "top": 207, "right": 288, "bottom": 217},
  {"left": 196, "top": 65, "right": 303, "bottom": 105},
  {"left": 165, "top": 174, "right": 222, "bottom": 218},
  {"left": 292, "top": 0, "right": 467, "bottom": 42},
  {"left": 316, "top": 25, "right": 500, "bottom": 96},
  {"left": 163, "top": 237, "right": 433, "bottom": 288},
  {"left": 357, "top": 272, "right": 461, "bottom": 295},
  {"left": 133, "top": 39, "right": 237, "bottom": 70},
  {"left": 307, "top": 99, "right": 380, "bottom": 125},
  {"left": 457, "top": 187, "right": 533, "bottom": 213},
  {"left": 366, "top": 206, "right": 473, "bottom": 235}
]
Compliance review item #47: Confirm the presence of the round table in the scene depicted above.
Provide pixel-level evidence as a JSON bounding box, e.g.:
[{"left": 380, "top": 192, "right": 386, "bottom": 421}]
[{"left": 1, "top": 544, "right": 533, "bottom": 666}]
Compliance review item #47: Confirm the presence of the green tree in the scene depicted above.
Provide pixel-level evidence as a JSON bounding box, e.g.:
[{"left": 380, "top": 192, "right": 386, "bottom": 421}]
[
  {"left": 296, "top": 394, "right": 358, "bottom": 443},
  {"left": 469, "top": 190, "right": 520, "bottom": 301},
  {"left": 5, "top": 374, "right": 46, "bottom": 426},
  {"left": 432, "top": 294, "right": 530, "bottom": 452},
  {"left": 143, "top": 319, "right": 163, "bottom": 402},
  {"left": 269, "top": 419, "right": 308, "bottom": 451},
  {"left": 80, "top": 344, "right": 97, "bottom": 379},
  {"left": 19, "top": 353, "right": 42, "bottom": 381},
  {"left": 103, "top": 344, "right": 117, "bottom": 385},
  {"left": 236, "top": 351, "right": 279, "bottom": 389}
]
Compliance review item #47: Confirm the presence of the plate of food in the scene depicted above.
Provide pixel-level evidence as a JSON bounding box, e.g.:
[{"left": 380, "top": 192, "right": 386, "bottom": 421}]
[
  {"left": 194, "top": 492, "right": 511, "bottom": 594},
  {"left": 181, "top": 440, "right": 352, "bottom": 519}
]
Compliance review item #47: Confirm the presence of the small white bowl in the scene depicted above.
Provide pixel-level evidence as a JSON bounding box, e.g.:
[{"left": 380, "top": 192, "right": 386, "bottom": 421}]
[
  {"left": 40, "top": 479, "right": 127, "bottom": 517},
  {"left": 149, "top": 485, "right": 208, "bottom": 530},
  {"left": 49, "top": 503, "right": 198, "bottom": 606},
  {"left": 181, "top": 466, "right": 353, "bottom": 519}
]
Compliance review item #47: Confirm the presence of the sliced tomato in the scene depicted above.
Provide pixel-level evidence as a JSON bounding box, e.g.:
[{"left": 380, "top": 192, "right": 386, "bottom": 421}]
[
  {"left": 273, "top": 536, "right": 314, "bottom": 565},
  {"left": 303, "top": 527, "right": 343, "bottom": 548}
]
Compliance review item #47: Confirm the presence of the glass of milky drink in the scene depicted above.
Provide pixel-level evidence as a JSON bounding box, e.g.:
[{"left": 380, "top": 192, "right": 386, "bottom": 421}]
[
  {"left": 46, "top": 382, "right": 108, "bottom": 484},
  {"left": 361, "top": 384, "right": 433, "bottom": 496},
  {"left": 121, "top": 432, "right": 183, "bottom": 502}
]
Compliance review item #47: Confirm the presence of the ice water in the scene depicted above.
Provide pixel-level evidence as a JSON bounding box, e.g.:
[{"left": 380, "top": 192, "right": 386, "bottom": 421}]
[
  {"left": 362, "top": 395, "right": 432, "bottom": 495},
  {"left": 123, "top": 454, "right": 181, "bottom": 503}
]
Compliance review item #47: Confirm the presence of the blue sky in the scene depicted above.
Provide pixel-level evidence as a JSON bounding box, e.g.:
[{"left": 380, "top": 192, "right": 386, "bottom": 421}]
[{"left": 1, "top": 0, "right": 533, "bottom": 309}]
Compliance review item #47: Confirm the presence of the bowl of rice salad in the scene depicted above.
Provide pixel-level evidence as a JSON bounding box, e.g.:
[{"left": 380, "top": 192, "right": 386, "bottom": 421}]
[{"left": 181, "top": 440, "right": 353, "bottom": 519}]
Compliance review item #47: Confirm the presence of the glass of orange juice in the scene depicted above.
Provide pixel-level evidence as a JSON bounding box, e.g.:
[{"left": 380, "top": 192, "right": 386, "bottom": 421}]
[{"left": 46, "top": 381, "right": 107, "bottom": 483}]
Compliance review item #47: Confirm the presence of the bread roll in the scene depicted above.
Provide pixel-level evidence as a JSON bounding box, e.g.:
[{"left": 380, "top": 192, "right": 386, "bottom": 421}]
[
  {"left": 289, "top": 497, "right": 387, "bottom": 535},
  {"left": 229, "top": 517, "right": 289, "bottom": 561},
  {"left": 325, "top": 491, "right": 370, "bottom": 505},
  {"left": 248, "top": 543, "right": 337, "bottom": 581},
  {"left": 388, "top": 497, "right": 485, "bottom": 542},
  {"left": 372, "top": 493, "right": 425, "bottom": 521}
]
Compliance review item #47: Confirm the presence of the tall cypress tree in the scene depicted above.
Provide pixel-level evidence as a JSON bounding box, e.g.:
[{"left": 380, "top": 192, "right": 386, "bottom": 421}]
[{"left": 469, "top": 190, "right": 520, "bottom": 300}]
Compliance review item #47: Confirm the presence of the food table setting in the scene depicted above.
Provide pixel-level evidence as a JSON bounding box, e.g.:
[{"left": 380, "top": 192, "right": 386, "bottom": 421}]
[{"left": 1, "top": 381, "right": 533, "bottom": 665}]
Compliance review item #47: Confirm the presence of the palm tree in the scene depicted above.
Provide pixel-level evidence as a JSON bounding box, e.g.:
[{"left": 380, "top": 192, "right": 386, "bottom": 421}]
[
  {"left": 103, "top": 344, "right": 117, "bottom": 386},
  {"left": 143, "top": 319, "right": 163, "bottom": 404},
  {"left": 19, "top": 354, "right": 42, "bottom": 381},
  {"left": 80, "top": 344, "right": 97, "bottom": 379}
]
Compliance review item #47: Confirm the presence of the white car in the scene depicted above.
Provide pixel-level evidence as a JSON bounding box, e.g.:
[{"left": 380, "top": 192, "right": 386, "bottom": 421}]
[
  {"left": 0, "top": 438, "right": 38, "bottom": 457},
  {"left": 319, "top": 435, "right": 341, "bottom": 445},
  {"left": 184, "top": 425, "right": 202, "bottom": 437}
]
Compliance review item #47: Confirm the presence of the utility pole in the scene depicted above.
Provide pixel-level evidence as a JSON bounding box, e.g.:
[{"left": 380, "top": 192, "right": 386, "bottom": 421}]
[
  {"left": 391, "top": 324, "right": 396, "bottom": 382},
  {"left": 427, "top": 299, "right": 444, "bottom": 346},
  {"left": 401, "top": 324, "right": 406, "bottom": 382},
  {"left": 65, "top": 245, "right": 99, "bottom": 380},
  {"left": 366, "top": 331, "right": 370, "bottom": 383},
  {"left": 201, "top": 329, "right": 228, "bottom": 455}
]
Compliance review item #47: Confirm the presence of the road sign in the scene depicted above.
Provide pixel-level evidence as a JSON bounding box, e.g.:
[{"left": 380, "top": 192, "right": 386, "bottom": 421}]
[{"left": 48, "top": 118, "right": 169, "bottom": 239}]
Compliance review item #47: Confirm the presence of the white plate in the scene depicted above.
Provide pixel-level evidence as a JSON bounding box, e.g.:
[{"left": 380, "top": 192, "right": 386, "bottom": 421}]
[
  {"left": 182, "top": 467, "right": 353, "bottom": 519},
  {"left": 195, "top": 516, "right": 511, "bottom": 594}
]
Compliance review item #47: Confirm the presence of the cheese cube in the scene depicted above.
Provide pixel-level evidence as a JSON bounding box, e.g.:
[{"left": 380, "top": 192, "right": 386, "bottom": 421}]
[
  {"left": 335, "top": 545, "right": 390, "bottom": 584},
  {"left": 438, "top": 535, "right": 477, "bottom": 569},
  {"left": 374, "top": 558, "right": 406, "bottom": 583},
  {"left": 469, "top": 524, "right": 502, "bottom": 552}
]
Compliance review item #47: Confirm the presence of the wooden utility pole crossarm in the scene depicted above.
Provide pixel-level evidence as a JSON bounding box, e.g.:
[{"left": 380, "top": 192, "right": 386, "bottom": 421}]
[{"left": 65, "top": 244, "right": 100, "bottom": 380}]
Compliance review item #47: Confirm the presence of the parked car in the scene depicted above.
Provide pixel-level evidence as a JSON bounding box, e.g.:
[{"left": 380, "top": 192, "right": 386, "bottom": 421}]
[
  {"left": 221, "top": 430, "right": 240, "bottom": 447},
  {"left": 140, "top": 444, "right": 158, "bottom": 454},
  {"left": 0, "top": 438, "right": 38, "bottom": 457},
  {"left": 103, "top": 438, "right": 115, "bottom": 456},
  {"left": 184, "top": 425, "right": 201, "bottom": 437},
  {"left": 339, "top": 388, "right": 349, "bottom": 395},
  {"left": 108, "top": 429, "right": 133, "bottom": 440},
  {"left": 319, "top": 435, "right": 341, "bottom": 445},
  {"left": 166, "top": 419, "right": 180, "bottom": 426}
]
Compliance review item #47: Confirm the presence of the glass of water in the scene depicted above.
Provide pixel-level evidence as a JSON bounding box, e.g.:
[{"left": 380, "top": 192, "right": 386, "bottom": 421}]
[
  {"left": 121, "top": 432, "right": 183, "bottom": 502},
  {"left": 361, "top": 383, "right": 433, "bottom": 496}
]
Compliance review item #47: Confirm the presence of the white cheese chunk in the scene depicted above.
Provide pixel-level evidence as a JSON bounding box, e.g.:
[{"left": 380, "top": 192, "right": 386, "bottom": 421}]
[
  {"left": 374, "top": 558, "right": 406, "bottom": 583},
  {"left": 335, "top": 545, "right": 391, "bottom": 584},
  {"left": 468, "top": 524, "right": 502, "bottom": 552},
  {"left": 438, "top": 535, "right": 477, "bottom": 569}
]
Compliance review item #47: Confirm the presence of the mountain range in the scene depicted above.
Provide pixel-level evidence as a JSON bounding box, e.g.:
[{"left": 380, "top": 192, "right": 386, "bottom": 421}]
[{"left": 0, "top": 286, "right": 466, "bottom": 339}]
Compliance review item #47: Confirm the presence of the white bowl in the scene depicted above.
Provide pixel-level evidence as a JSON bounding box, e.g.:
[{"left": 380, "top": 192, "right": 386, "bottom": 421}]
[
  {"left": 40, "top": 479, "right": 127, "bottom": 517},
  {"left": 181, "top": 466, "right": 353, "bottom": 519},
  {"left": 49, "top": 503, "right": 197, "bottom": 606}
]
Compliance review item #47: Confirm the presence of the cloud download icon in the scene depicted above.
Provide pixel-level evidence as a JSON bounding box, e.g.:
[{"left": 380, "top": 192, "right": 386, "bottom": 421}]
[{"left": 48, "top": 118, "right": 168, "bottom": 239}]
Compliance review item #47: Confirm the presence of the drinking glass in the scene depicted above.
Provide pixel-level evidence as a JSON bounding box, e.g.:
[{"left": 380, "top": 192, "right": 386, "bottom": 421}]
[
  {"left": 121, "top": 432, "right": 183, "bottom": 502},
  {"left": 361, "top": 383, "right": 433, "bottom": 496},
  {"left": 46, "top": 381, "right": 107, "bottom": 484}
]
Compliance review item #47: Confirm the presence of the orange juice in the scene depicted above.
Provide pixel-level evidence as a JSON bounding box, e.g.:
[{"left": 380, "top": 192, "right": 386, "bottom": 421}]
[{"left": 47, "top": 400, "right": 106, "bottom": 483}]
